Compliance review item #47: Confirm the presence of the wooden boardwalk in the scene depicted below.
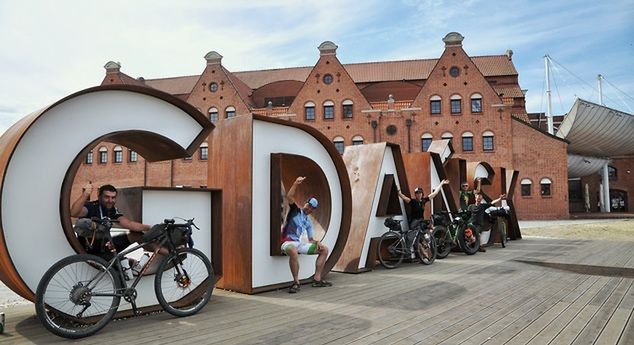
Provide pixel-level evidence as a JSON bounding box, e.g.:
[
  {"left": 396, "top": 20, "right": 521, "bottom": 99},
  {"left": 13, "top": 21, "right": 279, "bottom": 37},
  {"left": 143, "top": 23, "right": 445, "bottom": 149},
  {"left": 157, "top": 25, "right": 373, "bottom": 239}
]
[{"left": 1, "top": 237, "right": 633, "bottom": 344}]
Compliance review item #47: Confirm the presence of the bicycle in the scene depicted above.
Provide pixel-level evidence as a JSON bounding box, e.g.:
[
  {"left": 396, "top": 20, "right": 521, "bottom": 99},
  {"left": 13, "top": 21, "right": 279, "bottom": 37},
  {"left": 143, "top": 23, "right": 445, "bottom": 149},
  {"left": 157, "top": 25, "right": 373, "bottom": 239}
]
[
  {"left": 35, "top": 217, "right": 214, "bottom": 339},
  {"left": 432, "top": 210, "right": 480, "bottom": 258},
  {"left": 377, "top": 217, "right": 437, "bottom": 269}
]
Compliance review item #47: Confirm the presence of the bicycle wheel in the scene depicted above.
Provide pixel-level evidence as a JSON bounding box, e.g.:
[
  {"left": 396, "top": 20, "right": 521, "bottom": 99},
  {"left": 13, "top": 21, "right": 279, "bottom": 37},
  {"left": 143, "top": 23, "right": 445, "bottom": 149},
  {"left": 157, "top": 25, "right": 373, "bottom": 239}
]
[
  {"left": 417, "top": 232, "right": 437, "bottom": 265},
  {"left": 498, "top": 218, "right": 508, "bottom": 248},
  {"left": 458, "top": 224, "right": 480, "bottom": 255},
  {"left": 432, "top": 226, "right": 452, "bottom": 259},
  {"left": 155, "top": 248, "right": 214, "bottom": 317},
  {"left": 377, "top": 231, "right": 405, "bottom": 269},
  {"left": 35, "top": 254, "right": 121, "bottom": 339}
]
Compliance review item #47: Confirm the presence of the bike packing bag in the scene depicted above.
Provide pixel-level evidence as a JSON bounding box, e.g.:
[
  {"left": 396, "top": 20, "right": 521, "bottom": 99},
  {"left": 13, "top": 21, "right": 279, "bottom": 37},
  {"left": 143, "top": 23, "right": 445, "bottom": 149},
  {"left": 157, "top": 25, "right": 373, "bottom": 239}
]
[{"left": 73, "top": 218, "right": 109, "bottom": 240}]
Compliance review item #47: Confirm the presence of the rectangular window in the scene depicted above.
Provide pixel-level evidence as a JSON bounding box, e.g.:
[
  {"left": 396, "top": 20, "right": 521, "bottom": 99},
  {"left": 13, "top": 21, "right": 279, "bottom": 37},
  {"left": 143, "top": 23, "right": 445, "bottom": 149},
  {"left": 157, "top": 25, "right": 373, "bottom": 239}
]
[
  {"left": 421, "top": 138, "right": 432, "bottom": 152},
  {"left": 226, "top": 111, "right": 236, "bottom": 119},
  {"left": 451, "top": 99, "right": 461, "bottom": 114},
  {"left": 471, "top": 99, "right": 482, "bottom": 113},
  {"left": 430, "top": 100, "right": 441, "bottom": 114},
  {"left": 334, "top": 141, "right": 344, "bottom": 154},
  {"left": 209, "top": 112, "right": 218, "bottom": 123},
  {"left": 541, "top": 183, "right": 551, "bottom": 196},
  {"left": 200, "top": 147, "right": 208, "bottom": 160},
  {"left": 462, "top": 137, "right": 473, "bottom": 151},
  {"left": 324, "top": 105, "right": 334, "bottom": 119},
  {"left": 129, "top": 150, "right": 138, "bottom": 162},
  {"left": 483, "top": 136, "right": 494, "bottom": 151},
  {"left": 343, "top": 104, "right": 353, "bottom": 118},
  {"left": 99, "top": 152, "right": 107, "bottom": 164},
  {"left": 305, "top": 107, "right": 315, "bottom": 120},
  {"left": 521, "top": 184, "right": 531, "bottom": 196},
  {"left": 114, "top": 151, "right": 123, "bottom": 163},
  {"left": 86, "top": 152, "right": 93, "bottom": 164}
]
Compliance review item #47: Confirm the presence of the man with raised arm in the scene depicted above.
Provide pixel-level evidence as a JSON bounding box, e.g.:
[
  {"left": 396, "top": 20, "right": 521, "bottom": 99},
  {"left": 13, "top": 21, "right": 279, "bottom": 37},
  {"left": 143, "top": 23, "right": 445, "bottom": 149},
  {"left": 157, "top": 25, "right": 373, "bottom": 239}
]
[
  {"left": 71, "top": 182, "right": 150, "bottom": 259},
  {"left": 281, "top": 176, "right": 331, "bottom": 293}
]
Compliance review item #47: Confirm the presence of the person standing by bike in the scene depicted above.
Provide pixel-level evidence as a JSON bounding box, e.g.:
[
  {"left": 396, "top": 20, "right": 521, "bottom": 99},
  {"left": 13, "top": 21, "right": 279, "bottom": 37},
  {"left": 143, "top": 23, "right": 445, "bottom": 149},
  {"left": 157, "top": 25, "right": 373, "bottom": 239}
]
[
  {"left": 459, "top": 177, "right": 481, "bottom": 211},
  {"left": 281, "top": 176, "right": 331, "bottom": 293},
  {"left": 71, "top": 182, "right": 151, "bottom": 260},
  {"left": 397, "top": 179, "right": 449, "bottom": 258},
  {"left": 466, "top": 192, "right": 506, "bottom": 252}
]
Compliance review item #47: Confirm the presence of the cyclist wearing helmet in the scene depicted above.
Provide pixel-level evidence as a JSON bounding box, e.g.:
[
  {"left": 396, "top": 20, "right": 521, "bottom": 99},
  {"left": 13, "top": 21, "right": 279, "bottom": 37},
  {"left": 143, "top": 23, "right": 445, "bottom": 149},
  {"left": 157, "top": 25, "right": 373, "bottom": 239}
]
[{"left": 397, "top": 179, "right": 449, "bottom": 230}]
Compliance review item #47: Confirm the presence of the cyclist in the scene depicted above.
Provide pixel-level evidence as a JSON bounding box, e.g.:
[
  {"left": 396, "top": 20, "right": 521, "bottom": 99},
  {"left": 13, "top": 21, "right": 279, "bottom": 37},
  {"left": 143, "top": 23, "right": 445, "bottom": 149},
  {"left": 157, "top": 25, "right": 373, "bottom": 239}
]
[
  {"left": 71, "top": 182, "right": 151, "bottom": 260},
  {"left": 397, "top": 179, "right": 449, "bottom": 258},
  {"left": 466, "top": 192, "right": 506, "bottom": 252},
  {"left": 281, "top": 176, "right": 331, "bottom": 293},
  {"left": 459, "top": 177, "right": 481, "bottom": 211}
]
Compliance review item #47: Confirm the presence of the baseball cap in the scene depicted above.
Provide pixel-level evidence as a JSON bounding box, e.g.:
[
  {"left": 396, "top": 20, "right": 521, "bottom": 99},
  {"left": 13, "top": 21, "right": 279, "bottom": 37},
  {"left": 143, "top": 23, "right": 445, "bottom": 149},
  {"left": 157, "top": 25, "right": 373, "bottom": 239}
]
[
  {"left": 414, "top": 187, "right": 423, "bottom": 193},
  {"left": 308, "top": 197, "right": 319, "bottom": 209}
]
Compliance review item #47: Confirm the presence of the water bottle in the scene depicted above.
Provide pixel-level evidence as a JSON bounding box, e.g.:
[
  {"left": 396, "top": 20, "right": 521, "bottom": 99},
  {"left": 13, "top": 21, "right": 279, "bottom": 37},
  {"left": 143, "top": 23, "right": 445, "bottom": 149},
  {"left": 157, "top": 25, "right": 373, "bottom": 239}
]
[
  {"left": 133, "top": 253, "right": 151, "bottom": 276},
  {"left": 120, "top": 258, "right": 133, "bottom": 280}
]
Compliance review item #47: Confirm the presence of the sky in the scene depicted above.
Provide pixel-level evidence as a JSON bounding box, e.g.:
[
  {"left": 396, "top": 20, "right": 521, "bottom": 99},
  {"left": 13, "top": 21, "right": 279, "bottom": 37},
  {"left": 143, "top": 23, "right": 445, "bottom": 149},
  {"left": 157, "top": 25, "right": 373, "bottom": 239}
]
[{"left": 1, "top": 0, "right": 633, "bottom": 134}]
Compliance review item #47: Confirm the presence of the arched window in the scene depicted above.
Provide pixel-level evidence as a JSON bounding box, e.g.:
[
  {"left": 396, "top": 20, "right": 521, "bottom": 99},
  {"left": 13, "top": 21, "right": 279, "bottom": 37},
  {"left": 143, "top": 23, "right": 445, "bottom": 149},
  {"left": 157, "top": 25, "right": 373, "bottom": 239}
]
[
  {"left": 199, "top": 142, "right": 208, "bottom": 160},
  {"left": 86, "top": 150, "right": 93, "bottom": 164},
  {"left": 441, "top": 132, "right": 453, "bottom": 145},
  {"left": 450, "top": 94, "right": 462, "bottom": 114},
  {"left": 304, "top": 101, "right": 315, "bottom": 120},
  {"left": 540, "top": 178, "right": 552, "bottom": 196},
  {"left": 323, "top": 100, "right": 335, "bottom": 119},
  {"left": 342, "top": 99, "right": 354, "bottom": 119},
  {"left": 333, "top": 136, "right": 345, "bottom": 154},
  {"left": 470, "top": 93, "right": 483, "bottom": 113},
  {"left": 113, "top": 145, "right": 123, "bottom": 163},
  {"left": 482, "top": 130, "right": 495, "bottom": 151},
  {"left": 520, "top": 178, "right": 532, "bottom": 196},
  {"left": 430, "top": 95, "right": 441, "bottom": 115},
  {"left": 99, "top": 146, "right": 108, "bottom": 164},
  {"left": 421, "top": 133, "right": 433, "bottom": 152},
  {"left": 129, "top": 150, "right": 138, "bottom": 163},
  {"left": 351, "top": 135, "right": 364, "bottom": 145},
  {"left": 608, "top": 166, "right": 617, "bottom": 181},
  {"left": 461, "top": 131, "right": 474, "bottom": 152},
  {"left": 208, "top": 107, "right": 219, "bottom": 122},
  {"left": 225, "top": 106, "right": 236, "bottom": 119}
]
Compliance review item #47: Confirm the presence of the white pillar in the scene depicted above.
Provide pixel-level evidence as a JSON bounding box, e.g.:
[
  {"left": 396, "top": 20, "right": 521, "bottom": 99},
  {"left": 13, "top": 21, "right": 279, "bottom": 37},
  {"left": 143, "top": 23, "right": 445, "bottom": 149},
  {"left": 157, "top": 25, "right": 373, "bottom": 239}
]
[{"left": 602, "top": 164, "right": 611, "bottom": 213}]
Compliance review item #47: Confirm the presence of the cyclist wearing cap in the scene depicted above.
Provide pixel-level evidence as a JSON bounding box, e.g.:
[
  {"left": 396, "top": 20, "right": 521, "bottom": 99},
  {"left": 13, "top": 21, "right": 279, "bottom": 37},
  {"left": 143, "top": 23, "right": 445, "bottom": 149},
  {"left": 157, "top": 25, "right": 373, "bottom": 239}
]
[
  {"left": 466, "top": 192, "right": 506, "bottom": 252},
  {"left": 459, "top": 178, "right": 482, "bottom": 211},
  {"left": 281, "top": 176, "right": 331, "bottom": 293},
  {"left": 397, "top": 179, "right": 449, "bottom": 230}
]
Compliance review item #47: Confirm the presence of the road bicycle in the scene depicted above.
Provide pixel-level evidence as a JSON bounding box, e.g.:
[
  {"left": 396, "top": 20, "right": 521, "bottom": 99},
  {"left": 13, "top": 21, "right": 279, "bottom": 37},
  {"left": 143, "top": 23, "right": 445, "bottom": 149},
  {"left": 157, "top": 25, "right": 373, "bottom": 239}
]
[
  {"left": 377, "top": 217, "right": 437, "bottom": 269},
  {"left": 432, "top": 210, "right": 480, "bottom": 258},
  {"left": 35, "top": 217, "right": 214, "bottom": 339}
]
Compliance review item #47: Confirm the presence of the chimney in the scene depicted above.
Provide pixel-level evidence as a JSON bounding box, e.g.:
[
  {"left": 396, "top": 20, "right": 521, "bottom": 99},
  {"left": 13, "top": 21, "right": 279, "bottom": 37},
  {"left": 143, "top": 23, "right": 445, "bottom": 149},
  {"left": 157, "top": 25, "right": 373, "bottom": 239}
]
[
  {"left": 318, "top": 41, "right": 338, "bottom": 56},
  {"left": 506, "top": 49, "right": 514, "bottom": 60},
  {"left": 442, "top": 32, "right": 464, "bottom": 47},
  {"left": 204, "top": 51, "right": 223, "bottom": 65},
  {"left": 104, "top": 61, "right": 121, "bottom": 74}
]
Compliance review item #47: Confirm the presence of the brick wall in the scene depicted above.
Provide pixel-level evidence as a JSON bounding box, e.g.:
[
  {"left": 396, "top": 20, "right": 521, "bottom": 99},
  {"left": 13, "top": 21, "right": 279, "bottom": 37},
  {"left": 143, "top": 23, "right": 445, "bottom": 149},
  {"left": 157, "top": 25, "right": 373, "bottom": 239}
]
[{"left": 511, "top": 119, "right": 569, "bottom": 219}]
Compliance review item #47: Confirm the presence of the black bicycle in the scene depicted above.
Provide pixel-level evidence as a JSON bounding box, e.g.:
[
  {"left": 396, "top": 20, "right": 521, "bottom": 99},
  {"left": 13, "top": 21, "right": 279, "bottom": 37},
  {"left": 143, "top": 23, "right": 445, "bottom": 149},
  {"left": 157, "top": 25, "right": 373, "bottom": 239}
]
[
  {"left": 35, "top": 217, "right": 214, "bottom": 339},
  {"left": 377, "top": 217, "right": 437, "bottom": 269},
  {"left": 432, "top": 210, "right": 480, "bottom": 258}
]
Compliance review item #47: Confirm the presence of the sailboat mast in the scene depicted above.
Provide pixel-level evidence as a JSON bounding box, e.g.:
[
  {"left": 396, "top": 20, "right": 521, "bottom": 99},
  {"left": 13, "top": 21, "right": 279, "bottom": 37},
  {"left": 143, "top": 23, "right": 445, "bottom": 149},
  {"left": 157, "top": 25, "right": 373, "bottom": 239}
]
[
  {"left": 544, "top": 55, "right": 554, "bottom": 134},
  {"left": 598, "top": 74, "right": 604, "bottom": 105}
]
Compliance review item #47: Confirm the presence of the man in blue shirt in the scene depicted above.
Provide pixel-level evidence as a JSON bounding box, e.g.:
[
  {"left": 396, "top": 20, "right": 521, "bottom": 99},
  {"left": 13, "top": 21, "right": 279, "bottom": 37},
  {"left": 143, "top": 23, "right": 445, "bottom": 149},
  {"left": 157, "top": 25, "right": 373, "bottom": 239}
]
[{"left": 281, "top": 176, "right": 331, "bottom": 293}]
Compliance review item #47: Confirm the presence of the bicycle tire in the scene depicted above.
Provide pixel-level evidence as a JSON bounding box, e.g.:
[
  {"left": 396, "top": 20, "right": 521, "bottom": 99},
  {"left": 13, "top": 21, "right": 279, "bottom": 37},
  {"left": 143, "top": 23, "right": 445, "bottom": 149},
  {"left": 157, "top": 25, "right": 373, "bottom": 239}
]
[
  {"left": 498, "top": 218, "right": 508, "bottom": 248},
  {"left": 35, "top": 254, "right": 121, "bottom": 339},
  {"left": 418, "top": 232, "right": 437, "bottom": 265},
  {"left": 458, "top": 224, "right": 480, "bottom": 255},
  {"left": 432, "top": 226, "right": 452, "bottom": 259},
  {"left": 154, "top": 248, "right": 214, "bottom": 317},
  {"left": 377, "top": 231, "right": 405, "bottom": 269}
]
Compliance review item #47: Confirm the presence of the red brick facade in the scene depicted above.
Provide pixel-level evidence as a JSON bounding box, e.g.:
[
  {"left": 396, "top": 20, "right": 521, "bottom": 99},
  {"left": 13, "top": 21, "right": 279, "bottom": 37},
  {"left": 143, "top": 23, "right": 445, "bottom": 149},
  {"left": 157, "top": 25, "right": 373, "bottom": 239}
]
[{"left": 76, "top": 32, "right": 572, "bottom": 219}]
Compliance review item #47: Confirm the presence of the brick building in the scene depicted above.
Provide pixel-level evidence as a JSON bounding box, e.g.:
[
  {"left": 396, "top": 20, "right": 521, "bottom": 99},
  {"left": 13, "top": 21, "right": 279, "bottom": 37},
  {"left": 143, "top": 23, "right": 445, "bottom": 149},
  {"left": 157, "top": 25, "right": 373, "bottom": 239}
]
[{"left": 77, "top": 32, "right": 570, "bottom": 219}]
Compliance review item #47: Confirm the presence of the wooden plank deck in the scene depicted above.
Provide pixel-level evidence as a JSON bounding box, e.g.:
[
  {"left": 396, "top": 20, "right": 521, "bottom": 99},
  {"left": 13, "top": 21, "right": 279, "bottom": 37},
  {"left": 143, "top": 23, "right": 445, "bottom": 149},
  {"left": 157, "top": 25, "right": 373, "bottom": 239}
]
[{"left": 1, "top": 237, "right": 633, "bottom": 345}]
